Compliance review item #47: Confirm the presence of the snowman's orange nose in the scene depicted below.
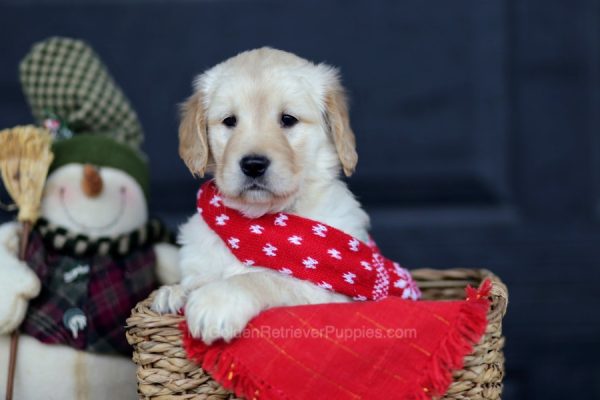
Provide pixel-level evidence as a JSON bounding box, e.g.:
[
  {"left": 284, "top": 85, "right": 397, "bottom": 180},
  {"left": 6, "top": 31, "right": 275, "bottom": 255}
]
[{"left": 82, "top": 164, "right": 103, "bottom": 198}]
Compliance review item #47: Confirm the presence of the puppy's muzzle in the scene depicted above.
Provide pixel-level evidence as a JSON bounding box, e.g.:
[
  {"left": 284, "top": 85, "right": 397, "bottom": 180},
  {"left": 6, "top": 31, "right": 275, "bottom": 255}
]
[{"left": 240, "top": 155, "right": 270, "bottom": 178}]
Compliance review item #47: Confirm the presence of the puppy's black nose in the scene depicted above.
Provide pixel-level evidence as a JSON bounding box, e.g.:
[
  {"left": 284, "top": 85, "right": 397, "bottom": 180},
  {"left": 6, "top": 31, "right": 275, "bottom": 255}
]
[{"left": 240, "top": 155, "right": 270, "bottom": 178}]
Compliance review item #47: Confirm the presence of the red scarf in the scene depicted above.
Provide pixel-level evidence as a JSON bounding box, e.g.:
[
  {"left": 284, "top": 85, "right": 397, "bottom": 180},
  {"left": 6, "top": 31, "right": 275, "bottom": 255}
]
[
  {"left": 182, "top": 181, "right": 492, "bottom": 400},
  {"left": 197, "top": 180, "right": 420, "bottom": 301}
]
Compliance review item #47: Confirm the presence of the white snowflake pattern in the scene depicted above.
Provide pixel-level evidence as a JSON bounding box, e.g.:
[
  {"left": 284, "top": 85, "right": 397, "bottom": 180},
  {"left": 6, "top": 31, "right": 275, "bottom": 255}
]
[
  {"left": 394, "top": 280, "right": 407, "bottom": 289},
  {"left": 243, "top": 259, "right": 255, "bottom": 266},
  {"left": 209, "top": 195, "right": 222, "bottom": 207},
  {"left": 274, "top": 213, "right": 288, "bottom": 226},
  {"left": 348, "top": 238, "right": 360, "bottom": 252},
  {"left": 312, "top": 224, "right": 328, "bottom": 237},
  {"left": 249, "top": 224, "right": 265, "bottom": 234},
  {"left": 279, "top": 268, "right": 293, "bottom": 275},
  {"left": 343, "top": 271, "right": 357, "bottom": 284},
  {"left": 353, "top": 295, "right": 367, "bottom": 301},
  {"left": 288, "top": 235, "right": 303, "bottom": 245},
  {"left": 302, "top": 257, "right": 319, "bottom": 269},
  {"left": 215, "top": 214, "right": 229, "bottom": 226},
  {"left": 197, "top": 207, "right": 203, "bottom": 214},
  {"left": 227, "top": 237, "right": 240, "bottom": 249},
  {"left": 393, "top": 262, "right": 421, "bottom": 300},
  {"left": 360, "top": 261, "right": 372, "bottom": 271},
  {"left": 327, "top": 248, "right": 342, "bottom": 260},
  {"left": 318, "top": 281, "right": 333, "bottom": 290},
  {"left": 404, "top": 289, "right": 420, "bottom": 301},
  {"left": 262, "top": 243, "right": 278, "bottom": 257},
  {"left": 196, "top": 188, "right": 203, "bottom": 198}
]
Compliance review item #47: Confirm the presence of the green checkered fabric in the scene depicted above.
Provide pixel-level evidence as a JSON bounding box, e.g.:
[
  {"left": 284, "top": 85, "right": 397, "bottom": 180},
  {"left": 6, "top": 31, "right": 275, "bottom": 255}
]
[{"left": 19, "top": 37, "right": 143, "bottom": 148}]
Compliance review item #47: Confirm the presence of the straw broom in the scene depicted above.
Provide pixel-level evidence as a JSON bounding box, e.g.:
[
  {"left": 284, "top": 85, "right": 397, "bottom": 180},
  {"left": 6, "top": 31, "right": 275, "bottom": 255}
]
[{"left": 0, "top": 125, "right": 54, "bottom": 400}]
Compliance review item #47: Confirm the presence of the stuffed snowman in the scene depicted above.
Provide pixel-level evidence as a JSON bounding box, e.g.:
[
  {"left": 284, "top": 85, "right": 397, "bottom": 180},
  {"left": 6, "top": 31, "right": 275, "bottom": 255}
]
[{"left": 0, "top": 38, "right": 179, "bottom": 399}]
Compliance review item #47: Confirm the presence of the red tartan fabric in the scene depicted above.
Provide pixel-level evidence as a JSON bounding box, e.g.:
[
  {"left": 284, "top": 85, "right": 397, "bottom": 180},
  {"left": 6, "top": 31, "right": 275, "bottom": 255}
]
[
  {"left": 182, "top": 281, "right": 491, "bottom": 400},
  {"left": 196, "top": 180, "right": 420, "bottom": 301},
  {"left": 22, "top": 229, "right": 158, "bottom": 355}
]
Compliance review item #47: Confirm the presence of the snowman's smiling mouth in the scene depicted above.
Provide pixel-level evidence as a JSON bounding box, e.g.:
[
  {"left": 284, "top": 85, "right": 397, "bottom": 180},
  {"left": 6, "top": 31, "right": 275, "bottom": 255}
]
[{"left": 59, "top": 187, "right": 126, "bottom": 233}]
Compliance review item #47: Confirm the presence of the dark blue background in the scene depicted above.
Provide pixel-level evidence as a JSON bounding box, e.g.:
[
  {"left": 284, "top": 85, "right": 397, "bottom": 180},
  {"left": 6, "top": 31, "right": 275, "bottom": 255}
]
[{"left": 1, "top": 0, "right": 599, "bottom": 398}]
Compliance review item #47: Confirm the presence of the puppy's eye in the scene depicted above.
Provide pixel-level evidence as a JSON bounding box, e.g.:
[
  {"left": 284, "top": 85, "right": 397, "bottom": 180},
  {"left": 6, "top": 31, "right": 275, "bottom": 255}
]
[
  {"left": 281, "top": 114, "right": 298, "bottom": 128},
  {"left": 222, "top": 116, "right": 237, "bottom": 128}
]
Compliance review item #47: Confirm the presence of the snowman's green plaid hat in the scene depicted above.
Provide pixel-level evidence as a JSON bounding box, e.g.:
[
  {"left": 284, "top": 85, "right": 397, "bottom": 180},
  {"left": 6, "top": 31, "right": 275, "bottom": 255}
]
[{"left": 19, "top": 37, "right": 149, "bottom": 197}]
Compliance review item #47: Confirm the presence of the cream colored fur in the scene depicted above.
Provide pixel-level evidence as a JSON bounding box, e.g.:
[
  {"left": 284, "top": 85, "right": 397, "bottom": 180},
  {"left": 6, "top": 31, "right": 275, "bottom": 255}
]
[{"left": 152, "top": 48, "right": 370, "bottom": 344}]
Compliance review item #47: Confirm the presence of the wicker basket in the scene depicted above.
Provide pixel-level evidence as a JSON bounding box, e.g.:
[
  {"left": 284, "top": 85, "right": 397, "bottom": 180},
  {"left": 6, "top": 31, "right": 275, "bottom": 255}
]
[{"left": 126, "top": 268, "right": 508, "bottom": 400}]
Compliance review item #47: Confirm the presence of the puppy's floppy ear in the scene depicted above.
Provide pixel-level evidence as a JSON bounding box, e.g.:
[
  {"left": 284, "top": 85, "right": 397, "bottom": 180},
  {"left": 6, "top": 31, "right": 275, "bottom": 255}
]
[
  {"left": 179, "top": 88, "right": 210, "bottom": 177},
  {"left": 324, "top": 75, "right": 358, "bottom": 177}
]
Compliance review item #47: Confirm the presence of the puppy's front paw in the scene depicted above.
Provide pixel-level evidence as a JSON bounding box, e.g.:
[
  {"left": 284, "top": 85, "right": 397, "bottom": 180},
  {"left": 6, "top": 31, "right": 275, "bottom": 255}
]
[
  {"left": 185, "top": 280, "right": 260, "bottom": 344},
  {"left": 151, "top": 284, "right": 187, "bottom": 314}
]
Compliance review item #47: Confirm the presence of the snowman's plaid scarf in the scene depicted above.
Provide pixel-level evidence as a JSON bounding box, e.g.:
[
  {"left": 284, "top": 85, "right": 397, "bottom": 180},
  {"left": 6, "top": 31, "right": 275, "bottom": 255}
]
[
  {"left": 20, "top": 219, "right": 171, "bottom": 355},
  {"left": 197, "top": 180, "right": 420, "bottom": 301}
]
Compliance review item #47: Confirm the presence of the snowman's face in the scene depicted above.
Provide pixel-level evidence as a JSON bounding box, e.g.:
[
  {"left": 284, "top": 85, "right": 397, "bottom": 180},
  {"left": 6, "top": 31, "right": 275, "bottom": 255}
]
[{"left": 41, "top": 164, "right": 148, "bottom": 238}]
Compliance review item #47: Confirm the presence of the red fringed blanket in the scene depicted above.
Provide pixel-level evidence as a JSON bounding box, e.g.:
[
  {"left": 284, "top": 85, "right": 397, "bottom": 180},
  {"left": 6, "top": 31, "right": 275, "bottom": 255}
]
[{"left": 181, "top": 181, "right": 491, "bottom": 399}]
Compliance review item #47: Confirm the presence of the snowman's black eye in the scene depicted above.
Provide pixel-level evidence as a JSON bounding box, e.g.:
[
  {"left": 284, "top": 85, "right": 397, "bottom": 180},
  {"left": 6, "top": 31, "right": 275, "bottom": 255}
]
[
  {"left": 281, "top": 114, "right": 298, "bottom": 128},
  {"left": 222, "top": 116, "right": 237, "bottom": 128}
]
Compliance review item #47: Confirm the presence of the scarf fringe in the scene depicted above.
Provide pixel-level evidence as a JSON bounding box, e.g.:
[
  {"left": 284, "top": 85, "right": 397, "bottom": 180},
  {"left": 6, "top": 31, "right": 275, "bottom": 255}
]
[
  {"left": 181, "top": 321, "right": 288, "bottom": 400},
  {"left": 411, "top": 279, "right": 492, "bottom": 399},
  {"left": 181, "top": 279, "right": 492, "bottom": 400}
]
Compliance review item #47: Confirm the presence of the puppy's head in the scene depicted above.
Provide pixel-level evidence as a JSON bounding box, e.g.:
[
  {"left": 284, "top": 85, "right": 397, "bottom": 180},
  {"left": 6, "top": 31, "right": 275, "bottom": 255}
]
[{"left": 179, "top": 48, "right": 357, "bottom": 216}]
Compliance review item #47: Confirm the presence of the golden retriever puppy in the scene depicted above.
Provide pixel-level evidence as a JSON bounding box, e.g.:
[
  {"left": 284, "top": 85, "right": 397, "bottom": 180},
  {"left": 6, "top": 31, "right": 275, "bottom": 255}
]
[{"left": 152, "top": 48, "right": 370, "bottom": 344}]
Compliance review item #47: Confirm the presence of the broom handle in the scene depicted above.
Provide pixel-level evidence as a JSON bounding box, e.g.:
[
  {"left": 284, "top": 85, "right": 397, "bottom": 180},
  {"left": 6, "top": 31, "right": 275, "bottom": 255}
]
[
  {"left": 5, "top": 332, "right": 18, "bottom": 400},
  {"left": 5, "top": 221, "right": 31, "bottom": 400},
  {"left": 18, "top": 221, "right": 31, "bottom": 259}
]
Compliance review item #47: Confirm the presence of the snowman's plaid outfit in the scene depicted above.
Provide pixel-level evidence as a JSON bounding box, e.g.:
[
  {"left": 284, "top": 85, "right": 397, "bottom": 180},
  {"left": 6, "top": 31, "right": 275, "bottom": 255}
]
[{"left": 20, "top": 219, "right": 172, "bottom": 355}]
